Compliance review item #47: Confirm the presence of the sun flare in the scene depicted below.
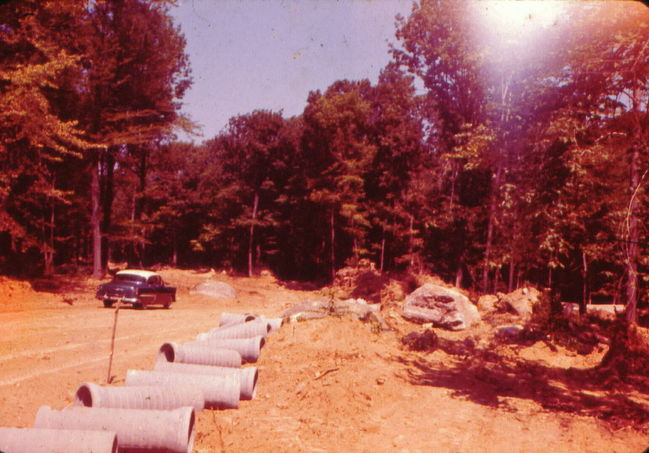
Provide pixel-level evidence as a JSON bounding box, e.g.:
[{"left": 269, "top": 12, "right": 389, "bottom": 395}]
[{"left": 477, "top": 0, "right": 565, "bottom": 31}]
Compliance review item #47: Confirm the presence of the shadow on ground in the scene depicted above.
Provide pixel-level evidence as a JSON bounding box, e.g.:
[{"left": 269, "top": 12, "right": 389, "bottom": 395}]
[
  {"left": 31, "top": 275, "right": 96, "bottom": 296},
  {"left": 396, "top": 338, "right": 649, "bottom": 430}
]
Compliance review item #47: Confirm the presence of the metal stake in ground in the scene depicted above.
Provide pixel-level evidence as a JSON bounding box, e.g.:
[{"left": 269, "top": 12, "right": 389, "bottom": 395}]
[{"left": 106, "top": 298, "right": 122, "bottom": 384}]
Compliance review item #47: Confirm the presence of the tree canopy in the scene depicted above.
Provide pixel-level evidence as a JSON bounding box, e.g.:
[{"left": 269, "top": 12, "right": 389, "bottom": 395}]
[{"left": 1, "top": 0, "right": 647, "bottom": 323}]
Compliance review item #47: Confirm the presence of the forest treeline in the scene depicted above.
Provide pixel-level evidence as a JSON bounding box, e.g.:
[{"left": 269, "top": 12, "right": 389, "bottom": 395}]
[{"left": 1, "top": 1, "right": 648, "bottom": 322}]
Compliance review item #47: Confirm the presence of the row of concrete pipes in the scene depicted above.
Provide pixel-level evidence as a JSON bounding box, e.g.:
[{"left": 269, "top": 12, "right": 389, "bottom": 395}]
[{"left": 0, "top": 312, "right": 283, "bottom": 453}]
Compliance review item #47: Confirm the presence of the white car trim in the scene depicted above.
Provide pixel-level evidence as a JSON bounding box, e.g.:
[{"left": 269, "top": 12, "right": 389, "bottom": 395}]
[{"left": 116, "top": 269, "right": 160, "bottom": 280}]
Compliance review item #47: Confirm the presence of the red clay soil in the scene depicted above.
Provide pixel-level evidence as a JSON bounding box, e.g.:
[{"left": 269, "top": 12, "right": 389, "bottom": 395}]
[{"left": 1, "top": 269, "right": 648, "bottom": 452}]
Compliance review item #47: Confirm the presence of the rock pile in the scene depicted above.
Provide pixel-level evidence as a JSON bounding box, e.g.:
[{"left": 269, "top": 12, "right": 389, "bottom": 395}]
[{"left": 401, "top": 283, "right": 480, "bottom": 331}]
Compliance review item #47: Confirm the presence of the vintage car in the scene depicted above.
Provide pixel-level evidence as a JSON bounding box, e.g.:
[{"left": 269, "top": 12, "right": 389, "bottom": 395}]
[{"left": 96, "top": 270, "right": 176, "bottom": 309}]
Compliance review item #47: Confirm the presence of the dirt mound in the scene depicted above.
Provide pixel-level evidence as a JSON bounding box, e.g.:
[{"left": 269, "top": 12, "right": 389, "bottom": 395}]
[
  {"left": 599, "top": 324, "right": 649, "bottom": 386},
  {"left": 0, "top": 277, "right": 34, "bottom": 300},
  {"left": 0, "top": 276, "right": 64, "bottom": 312},
  {"left": 333, "top": 260, "right": 386, "bottom": 303},
  {"left": 333, "top": 261, "right": 425, "bottom": 307}
]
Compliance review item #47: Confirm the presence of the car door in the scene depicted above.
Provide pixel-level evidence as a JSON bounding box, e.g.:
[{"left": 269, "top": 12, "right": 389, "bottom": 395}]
[
  {"left": 147, "top": 275, "right": 172, "bottom": 306},
  {"left": 144, "top": 275, "right": 162, "bottom": 305}
]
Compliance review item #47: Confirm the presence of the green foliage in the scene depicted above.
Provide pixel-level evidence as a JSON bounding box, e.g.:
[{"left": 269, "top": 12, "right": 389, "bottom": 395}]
[
  {"left": 0, "top": 0, "right": 190, "bottom": 273},
  {"left": 1, "top": 0, "right": 648, "bottom": 323}
]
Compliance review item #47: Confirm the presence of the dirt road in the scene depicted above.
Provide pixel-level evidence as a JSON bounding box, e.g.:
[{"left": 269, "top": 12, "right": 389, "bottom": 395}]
[{"left": 1, "top": 270, "right": 647, "bottom": 452}]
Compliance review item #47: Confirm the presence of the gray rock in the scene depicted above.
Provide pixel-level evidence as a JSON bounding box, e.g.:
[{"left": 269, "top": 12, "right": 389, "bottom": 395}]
[
  {"left": 495, "top": 324, "right": 524, "bottom": 340},
  {"left": 501, "top": 287, "right": 541, "bottom": 319},
  {"left": 562, "top": 302, "right": 625, "bottom": 320},
  {"left": 477, "top": 294, "right": 499, "bottom": 313},
  {"left": 281, "top": 299, "right": 329, "bottom": 317},
  {"left": 190, "top": 280, "right": 236, "bottom": 299},
  {"left": 282, "top": 298, "right": 389, "bottom": 330},
  {"left": 402, "top": 284, "right": 480, "bottom": 330}
]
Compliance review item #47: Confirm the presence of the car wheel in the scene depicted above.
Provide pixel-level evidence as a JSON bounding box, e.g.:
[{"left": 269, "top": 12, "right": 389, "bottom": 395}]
[
  {"left": 133, "top": 303, "right": 144, "bottom": 310},
  {"left": 163, "top": 303, "right": 171, "bottom": 309},
  {"left": 103, "top": 300, "right": 114, "bottom": 308}
]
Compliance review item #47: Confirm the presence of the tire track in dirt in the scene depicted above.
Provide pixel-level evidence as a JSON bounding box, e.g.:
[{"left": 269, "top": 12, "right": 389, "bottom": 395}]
[
  {"left": 0, "top": 323, "right": 209, "bottom": 386},
  {"left": 0, "top": 311, "right": 216, "bottom": 363}
]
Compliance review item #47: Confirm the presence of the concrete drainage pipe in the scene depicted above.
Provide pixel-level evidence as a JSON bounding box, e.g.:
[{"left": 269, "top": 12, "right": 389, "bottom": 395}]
[
  {"left": 0, "top": 427, "right": 117, "bottom": 453},
  {"left": 198, "top": 319, "right": 271, "bottom": 340},
  {"left": 158, "top": 341, "right": 242, "bottom": 368},
  {"left": 73, "top": 382, "right": 205, "bottom": 411},
  {"left": 187, "top": 336, "right": 265, "bottom": 363},
  {"left": 259, "top": 316, "right": 284, "bottom": 332},
  {"left": 126, "top": 369, "right": 240, "bottom": 410},
  {"left": 34, "top": 405, "right": 195, "bottom": 453},
  {"left": 219, "top": 312, "right": 257, "bottom": 327},
  {"left": 154, "top": 361, "right": 258, "bottom": 400}
]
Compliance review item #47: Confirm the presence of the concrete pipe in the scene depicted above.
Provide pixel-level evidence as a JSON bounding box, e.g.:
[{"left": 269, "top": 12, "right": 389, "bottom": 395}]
[
  {"left": 219, "top": 312, "right": 257, "bottom": 327},
  {"left": 0, "top": 427, "right": 117, "bottom": 453},
  {"left": 187, "top": 336, "right": 265, "bottom": 363},
  {"left": 125, "top": 369, "right": 240, "bottom": 410},
  {"left": 34, "top": 405, "right": 195, "bottom": 453},
  {"left": 73, "top": 382, "right": 204, "bottom": 411},
  {"left": 154, "top": 361, "right": 258, "bottom": 400},
  {"left": 260, "top": 316, "right": 284, "bottom": 332},
  {"left": 158, "top": 341, "right": 242, "bottom": 368},
  {"left": 198, "top": 319, "right": 271, "bottom": 340}
]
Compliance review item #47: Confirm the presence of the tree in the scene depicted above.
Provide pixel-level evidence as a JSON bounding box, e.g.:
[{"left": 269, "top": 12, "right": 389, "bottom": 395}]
[
  {"left": 195, "top": 110, "right": 295, "bottom": 276},
  {"left": 362, "top": 64, "right": 424, "bottom": 271},
  {"left": 538, "top": 3, "right": 649, "bottom": 322},
  {"left": 302, "top": 80, "right": 377, "bottom": 279},
  {"left": 0, "top": 0, "right": 97, "bottom": 274},
  {"left": 79, "top": 0, "right": 191, "bottom": 277},
  {"left": 393, "top": 0, "right": 495, "bottom": 287}
]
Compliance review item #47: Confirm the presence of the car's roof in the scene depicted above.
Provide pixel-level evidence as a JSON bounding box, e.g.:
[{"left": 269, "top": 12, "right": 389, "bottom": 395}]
[{"left": 115, "top": 269, "right": 160, "bottom": 279}]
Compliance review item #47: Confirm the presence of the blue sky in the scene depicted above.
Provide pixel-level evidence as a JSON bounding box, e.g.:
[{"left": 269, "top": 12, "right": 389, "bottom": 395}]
[{"left": 170, "top": 0, "right": 414, "bottom": 142}]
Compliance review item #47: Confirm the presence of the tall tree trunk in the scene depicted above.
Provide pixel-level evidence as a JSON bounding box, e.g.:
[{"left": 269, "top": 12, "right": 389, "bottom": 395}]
[
  {"left": 625, "top": 146, "right": 640, "bottom": 325},
  {"left": 101, "top": 150, "right": 115, "bottom": 271},
  {"left": 43, "top": 202, "right": 55, "bottom": 276},
  {"left": 129, "top": 190, "right": 138, "bottom": 266},
  {"left": 507, "top": 257, "right": 515, "bottom": 292},
  {"left": 172, "top": 229, "right": 178, "bottom": 267},
  {"left": 136, "top": 148, "right": 147, "bottom": 267},
  {"left": 379, "top": 230, "right": 386, "bottom": 273},
  {"left": 127, "top": 147, "right": 147, "bottom": 267},
  {"left": 91, "top": 156, "right": 103, "bottom": 279},
  {"left": 408, "top": 213, "right": 415, "bottom": 268},
  {"left": 483, "top": 166, "right": 502, "bottom": 293},
  {"left": 248, "top": 191, "right": 259, "bottom": 277},
  {"left": 449, "top": 162, "right": 458, "bottom": 213},
  {"left": 580, "top": 250, "right": 589, "bottom": 316},
  {"left": 330, "top": 207, "right": 336, "bottom": 282},
  {"left": 625, "top": 44, "right": 645, "bottom": 325}
]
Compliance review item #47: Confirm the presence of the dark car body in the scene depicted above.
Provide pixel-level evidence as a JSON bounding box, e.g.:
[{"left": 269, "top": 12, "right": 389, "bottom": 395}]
[{"left": 96, "top": 270, "right": 176, "bottom": 309}]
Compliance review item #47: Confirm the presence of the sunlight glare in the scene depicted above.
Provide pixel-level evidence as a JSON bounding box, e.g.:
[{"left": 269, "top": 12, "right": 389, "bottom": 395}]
[
  {"left": 478, "top": 0, "right": 564, "bottom": 32},
  {"left": 469, "top": 0, "right": 567, "bottom": 70}
]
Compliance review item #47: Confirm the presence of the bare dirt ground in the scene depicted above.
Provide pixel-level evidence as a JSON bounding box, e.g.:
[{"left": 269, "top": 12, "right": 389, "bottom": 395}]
[{"left": 1, "top": 269, "right": 648, "bottom": 452}]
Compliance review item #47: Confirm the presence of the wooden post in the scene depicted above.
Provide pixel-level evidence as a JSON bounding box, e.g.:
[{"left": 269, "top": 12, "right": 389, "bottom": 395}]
[{"left": 106, "top": 298, "right": 122, "bottom": 384}]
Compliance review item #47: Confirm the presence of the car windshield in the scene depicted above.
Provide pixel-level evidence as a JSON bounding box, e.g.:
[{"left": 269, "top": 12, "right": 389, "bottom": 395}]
[{"left": 114, "top": 274, "right": 146, "bottom": 283}]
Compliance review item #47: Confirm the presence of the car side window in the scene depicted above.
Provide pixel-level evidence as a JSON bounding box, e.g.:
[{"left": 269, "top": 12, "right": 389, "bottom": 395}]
[{"left": 149, "top": 276, "right": 161, "bottom": 286}]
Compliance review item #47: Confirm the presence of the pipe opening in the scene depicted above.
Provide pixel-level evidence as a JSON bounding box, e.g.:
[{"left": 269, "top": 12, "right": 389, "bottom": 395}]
[
  {"left": 159, "top": 342, "right": 175, "bottom": 362},
  {"left": 74, "top": 384, "right": 93, "bottom": 407},
  {"left": 251, "top": 368, "right": 259, "bottom": 397},
  {"left": 259, "top": 337, "right": 266, "bottom": 349},
  {"left": 186, "top": 409, "right": 196, "bottom": 453},
  {"left": 244, "top": 314, "right": 256, "bottom": 322}
]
